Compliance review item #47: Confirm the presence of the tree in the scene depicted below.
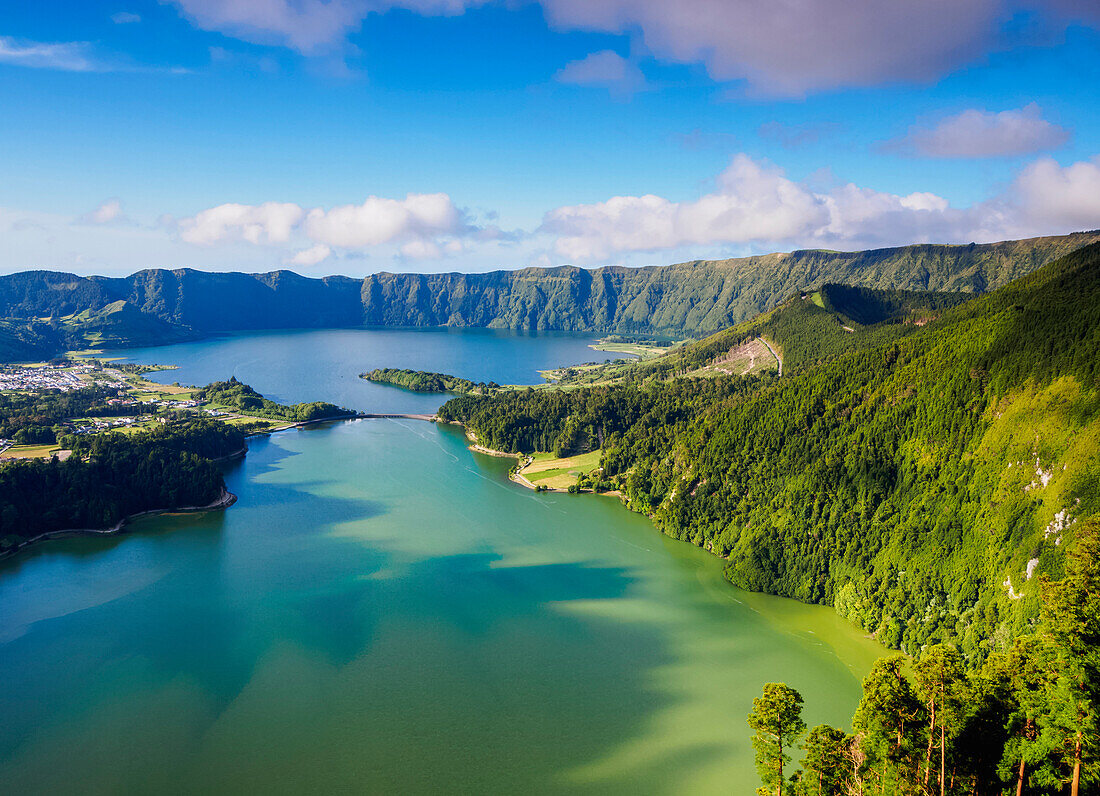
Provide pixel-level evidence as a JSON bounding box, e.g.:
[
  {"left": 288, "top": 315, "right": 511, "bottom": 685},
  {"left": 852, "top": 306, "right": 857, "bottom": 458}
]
[
  {"left": 748, "top": 683, "right": 807, "bottom": 796},
  {"left": 852, "top": 655, "right": 925, "bottom": 792},
  {"left": 913, "top": 644, "right": 968, "bottom": 796},
  {"left": 799, "top": 724, "right": 850, "bottom": 796},
  {"left": 990, "top": 637, "right": 1061, "bottom": 796},
  {"left": 1040, "top": 520, "right": 1100, "bottom": 796}
]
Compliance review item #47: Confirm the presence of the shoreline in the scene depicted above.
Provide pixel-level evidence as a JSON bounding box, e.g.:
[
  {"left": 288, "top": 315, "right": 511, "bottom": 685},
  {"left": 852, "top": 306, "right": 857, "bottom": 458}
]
[
  {"left": 236, "top": 412, "right": 369, "bottom": 440},
  {"left": 446, "top": 422, "right": 548, "bottom": 490},
  {"left": 0, "top": 488, "right": 238, "bottom": 561},
  {"left": 0, "top": 413, "right": 366, "bottom": 562},
  {"left": 453, "top": 426, "right": 580, "bottom": 494}
]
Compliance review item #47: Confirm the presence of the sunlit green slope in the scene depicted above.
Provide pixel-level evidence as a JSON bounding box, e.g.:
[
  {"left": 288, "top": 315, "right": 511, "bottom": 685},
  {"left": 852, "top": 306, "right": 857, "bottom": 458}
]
[{"left": 442, "top": 242, "right": 1100, "bottom": 659}]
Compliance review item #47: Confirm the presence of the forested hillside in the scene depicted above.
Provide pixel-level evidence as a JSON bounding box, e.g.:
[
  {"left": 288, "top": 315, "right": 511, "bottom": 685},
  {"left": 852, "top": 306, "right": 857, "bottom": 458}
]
[
  {"left": 441, "top": 242, "right": 1100, "bottom": 662},
  {"left": 547, "top": 281, "right": 971, "bottom": 386},
  {"left": 0, "top": 419, "right": 242, "bottom": 555},
  {"left": 0, "top": 319, "right": 66, "bottom": 362},
  {"left": 0, "top": 232, "right": 1095, "bottom": 360}
]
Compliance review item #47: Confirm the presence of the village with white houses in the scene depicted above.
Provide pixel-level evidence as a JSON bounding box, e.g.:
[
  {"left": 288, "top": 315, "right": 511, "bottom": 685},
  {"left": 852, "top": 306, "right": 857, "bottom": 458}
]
[
  {"left": 0, "top": 359, "right": 266, "bottom": 459},
  {"left": 0, "top": 362, "right": 110, "bottom": 393}
]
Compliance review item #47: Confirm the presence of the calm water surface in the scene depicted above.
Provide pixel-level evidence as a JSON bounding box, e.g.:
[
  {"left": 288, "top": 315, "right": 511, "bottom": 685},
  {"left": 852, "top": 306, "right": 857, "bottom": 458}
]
[
  {"left": 104, "top": 327, "right": 617, "bottom": 413},
  {"left": 0, "top": 329, "right": 884, "bottom": 793}
]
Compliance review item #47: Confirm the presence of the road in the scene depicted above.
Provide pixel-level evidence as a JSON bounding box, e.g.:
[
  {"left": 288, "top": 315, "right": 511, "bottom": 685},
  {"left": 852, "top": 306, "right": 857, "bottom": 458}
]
[{"left": 758, "top": 337, "right": 783, "bottom": 377}]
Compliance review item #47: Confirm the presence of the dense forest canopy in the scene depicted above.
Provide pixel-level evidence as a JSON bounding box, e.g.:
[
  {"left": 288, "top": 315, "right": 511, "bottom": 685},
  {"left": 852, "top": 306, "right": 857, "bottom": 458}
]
[
  {"left": 441, "top": 243, "right": 1100, "bottom": 665},
  {"left": 0, "top": 418, "right": 242, "bottom": 553},
  {"left": 0, "top": 232, "right": 1095, "bottom": 360},
  {"left": 360, "top": 368, "right": 496, "bottom": 394}
]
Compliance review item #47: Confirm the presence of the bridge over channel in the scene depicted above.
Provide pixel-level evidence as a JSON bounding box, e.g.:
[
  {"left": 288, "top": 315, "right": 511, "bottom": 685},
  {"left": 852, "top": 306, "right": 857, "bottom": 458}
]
[{"left": 356, "top": 413, "right": 440, "bottom": 422}]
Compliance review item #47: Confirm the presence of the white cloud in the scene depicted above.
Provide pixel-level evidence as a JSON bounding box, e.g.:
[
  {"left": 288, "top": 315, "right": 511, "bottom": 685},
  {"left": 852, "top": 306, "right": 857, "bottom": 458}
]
[
  {"left": 0, "top": 34, "right": 188, "bottom": 74},
  {"left": 0, "top": 36, "right": 98, "bottom": 72},
  {"left": 891, "top": 104, "right": 1070, "bottom": 158},
  {"left": 538, "top": 0, "right": 1005, "bottom": 96},
  {"left": 1010, "top": 156, "right": 1100, "bottom": 230},
  {"left": 542, "top": 155, "right": 830, "bottom": 260},
  {"left": 899, "top": 192, "right": 950, "bottom": 212},
  {"left": 304, "top": 193, "right": 468, "bottom": 247},
  {"left": 179, "top": 202, "right": 304, "bottom": 245},
  {"left": 111, "top": 11, "right": 142, "bottom": 24},
  {"left": 539, "top": 152, "right": 1100, "bottom": 262},
  {"left": 82, "top": 199, "right": 126, "bottom": 225},
  {"left": 399, "top": 240, "right": 443, "bottom": 259},
  {"left": 0, "top": 206, "right": 299, "bottom": 275},
  {"left": 161, "top": 1, "right": 1100, "bottom": 95},
  {"left": 286, "top": 243, "right": 332, "bottom": 266},
  {"left": 5, "top": 155, "right": 1100, "bottom": 276},
  {"left": 554, "top": 50, "right": 646, "bottom": 98},
  {"left": 178, "top": 192, "right": 480, "bottom": 259},
  {"left": 167, "top": 0, "right": 368, "bottom": 55},
  {"left": 167, "top": 0, "right": 489, "bottom": 55}
]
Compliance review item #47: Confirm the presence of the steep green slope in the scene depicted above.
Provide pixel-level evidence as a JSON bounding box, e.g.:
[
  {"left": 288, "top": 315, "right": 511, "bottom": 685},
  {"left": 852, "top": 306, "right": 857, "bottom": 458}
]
[
  {"left": 441, "top": 242, "right": 1100, "bottom": 660},
  {"left": 59, "top": 300, "right": 198, "bottom": 348},
  {"left": 751, "top": 283, "right": 971, "bottom": 374},
  {"left": 555, "top": 282, "right": 970, "bottom": 384},
  {"left": 0, "top": 233, "right": 1094, "bottom": 361}
]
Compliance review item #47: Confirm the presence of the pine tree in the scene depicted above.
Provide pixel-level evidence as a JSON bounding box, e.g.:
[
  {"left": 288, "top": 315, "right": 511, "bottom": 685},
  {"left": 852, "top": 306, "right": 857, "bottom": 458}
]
[
  {"left": 748, "top": 683, "right": 807, "bottom": 796},
  {"left": 1040, "top": 520, "right": 1100, "bottom": 796},
  {"left": 913, "top": 645, "right": 968, "bottom": 796},
  {"left": 852, "top": 655, "right": 925, "bottom": 792},
  {"left": 799, "top": 724, "right": 850, "bottom": 796}
]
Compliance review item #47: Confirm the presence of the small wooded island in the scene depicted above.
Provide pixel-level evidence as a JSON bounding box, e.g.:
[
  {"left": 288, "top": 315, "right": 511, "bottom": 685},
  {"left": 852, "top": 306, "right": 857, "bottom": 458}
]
[{"left": 361, "top": 367, "right": 498, "bottom": 394}]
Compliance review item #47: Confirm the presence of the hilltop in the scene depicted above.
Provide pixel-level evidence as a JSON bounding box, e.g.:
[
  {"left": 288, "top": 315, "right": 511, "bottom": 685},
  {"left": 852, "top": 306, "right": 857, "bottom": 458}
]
[{"left": 546, "top": 281, "right": 973, "bottom": 386}]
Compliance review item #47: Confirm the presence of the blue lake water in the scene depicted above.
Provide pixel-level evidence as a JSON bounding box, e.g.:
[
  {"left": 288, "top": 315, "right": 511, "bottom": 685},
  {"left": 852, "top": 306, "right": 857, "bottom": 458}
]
[
  {"left": 104, "top": 327, "right": 615, "bottom": 414},
  {"left": 0, "top": 328, "right": 885, "bottom": 793}
]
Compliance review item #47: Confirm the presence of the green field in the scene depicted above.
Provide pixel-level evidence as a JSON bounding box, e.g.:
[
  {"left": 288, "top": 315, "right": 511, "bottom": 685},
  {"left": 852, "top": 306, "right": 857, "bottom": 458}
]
[
  {"left": 0, "top": 443, "right": 60, "bottom": 459},
  {"left": 590, "top": 339, "right": 679, "bottom": 359},
  {"left": 520, "top": 449, "right": 602, "bottom": 490}
]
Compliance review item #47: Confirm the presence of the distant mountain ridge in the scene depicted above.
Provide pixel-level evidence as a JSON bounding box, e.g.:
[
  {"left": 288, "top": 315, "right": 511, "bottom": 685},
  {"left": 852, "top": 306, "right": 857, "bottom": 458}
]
[{"left": 0, "top": 231, "right": 1096, "bottom": 359}]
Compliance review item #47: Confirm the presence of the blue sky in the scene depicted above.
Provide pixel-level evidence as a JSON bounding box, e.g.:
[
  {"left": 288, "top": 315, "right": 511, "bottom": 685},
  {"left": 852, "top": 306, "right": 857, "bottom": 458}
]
[{"left": 2, "top": 0, "right": 1099, "bottom": 275}]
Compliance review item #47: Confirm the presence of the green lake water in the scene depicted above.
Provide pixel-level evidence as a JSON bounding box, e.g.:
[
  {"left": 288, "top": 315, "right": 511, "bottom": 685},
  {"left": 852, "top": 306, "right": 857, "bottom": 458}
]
[{"left": 0, "top": 329, "right": 886, "bottom": 794}]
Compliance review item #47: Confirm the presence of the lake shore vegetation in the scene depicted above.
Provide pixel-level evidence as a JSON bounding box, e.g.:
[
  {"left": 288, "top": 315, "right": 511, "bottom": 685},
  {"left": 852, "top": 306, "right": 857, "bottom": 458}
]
[{"left": 441, "top": 244, "right": 1100, "bottom": 667}]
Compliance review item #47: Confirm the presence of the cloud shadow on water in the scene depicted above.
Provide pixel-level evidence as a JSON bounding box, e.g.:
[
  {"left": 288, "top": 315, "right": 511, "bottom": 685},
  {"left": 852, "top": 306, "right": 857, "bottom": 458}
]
[{"left": 0, "top": 425, "right": 736, "bottom": 794}]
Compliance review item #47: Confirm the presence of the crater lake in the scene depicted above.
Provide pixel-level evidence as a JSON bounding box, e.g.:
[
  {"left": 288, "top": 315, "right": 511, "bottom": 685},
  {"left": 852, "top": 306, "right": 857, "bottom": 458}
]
[{"left": 0, "top": 328, "right": 886, "bottom": 793}]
